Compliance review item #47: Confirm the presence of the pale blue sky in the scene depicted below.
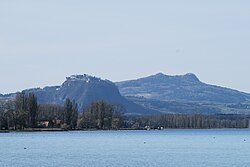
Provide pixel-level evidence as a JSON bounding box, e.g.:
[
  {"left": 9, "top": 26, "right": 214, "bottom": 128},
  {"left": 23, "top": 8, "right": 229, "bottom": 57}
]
[{"left": 0, "top": 0, "right": 250, "bottom": 94}]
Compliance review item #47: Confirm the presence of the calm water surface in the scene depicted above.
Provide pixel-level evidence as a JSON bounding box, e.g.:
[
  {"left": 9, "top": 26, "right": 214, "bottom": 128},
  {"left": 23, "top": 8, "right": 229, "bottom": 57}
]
[{"left": 1, "top": 129, "right": 250, "bottom": 167}]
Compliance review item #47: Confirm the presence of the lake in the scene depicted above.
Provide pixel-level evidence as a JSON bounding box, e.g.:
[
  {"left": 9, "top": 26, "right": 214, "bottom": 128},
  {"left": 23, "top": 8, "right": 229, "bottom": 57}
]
[{"left": 0, "top": 129, "right": 250, "bottom": 167}]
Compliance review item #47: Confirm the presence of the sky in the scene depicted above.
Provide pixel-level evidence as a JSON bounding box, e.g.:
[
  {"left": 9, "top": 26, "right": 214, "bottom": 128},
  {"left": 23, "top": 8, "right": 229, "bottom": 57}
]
[{"left": 0, "top": 0, "right": 250, "bottom": 94}]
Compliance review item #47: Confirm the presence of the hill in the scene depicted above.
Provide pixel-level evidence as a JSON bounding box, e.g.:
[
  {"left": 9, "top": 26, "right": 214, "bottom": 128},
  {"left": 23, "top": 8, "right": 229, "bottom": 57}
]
[
  {"left": 2, "top": 75, "right": 154, "bottom": 115},
  {"left": 116, "top": 73, "right": 250, "bottom": 114}
]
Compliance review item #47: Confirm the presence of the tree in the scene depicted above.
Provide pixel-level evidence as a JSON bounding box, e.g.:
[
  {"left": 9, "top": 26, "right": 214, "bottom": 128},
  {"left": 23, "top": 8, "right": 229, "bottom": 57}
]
[
  {"left": 63, "top": 98, "right": 73, "bottom": 128},
  {"left": 15, "top": 92, "right": 28, "bottom": 130},
  {"left": 0, "top": 101, "right": 5, "bottom": 129},
  {"left": 63, "top": 98, "right": 78, "bottom": 129},
  {"left": 1, "top": 100, "right": 16, "bottom": 130},
  {"left": 71, "top": 101, "right": 78, "bottom": 129},
  {"left": 28, "top": 93, "right": 38, "bottom": 128}
]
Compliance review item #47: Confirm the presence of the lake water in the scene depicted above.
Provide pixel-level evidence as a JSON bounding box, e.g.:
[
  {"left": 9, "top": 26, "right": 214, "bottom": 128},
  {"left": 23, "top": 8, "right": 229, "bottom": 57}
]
[{"left": 1, "top": 129, "right": 250, "bottom": 167}]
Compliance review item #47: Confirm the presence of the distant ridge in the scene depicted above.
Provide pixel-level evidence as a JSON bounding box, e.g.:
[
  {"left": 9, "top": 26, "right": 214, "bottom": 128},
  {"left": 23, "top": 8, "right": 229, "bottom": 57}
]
[
  {"left": 116, "top": 73, "right": 250, "bottom": 114},
  {"left": 116, "top": 72, "right": 250, "bottom": 104},
  {"left": 1, "top": 73, "right": 250, "bottom": 115}
]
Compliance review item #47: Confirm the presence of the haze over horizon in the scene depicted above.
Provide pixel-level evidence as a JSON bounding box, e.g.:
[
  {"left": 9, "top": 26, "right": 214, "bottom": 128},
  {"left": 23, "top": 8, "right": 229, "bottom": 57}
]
[{"left": 0, "top": 0, "right": 250, "bottom": 94}]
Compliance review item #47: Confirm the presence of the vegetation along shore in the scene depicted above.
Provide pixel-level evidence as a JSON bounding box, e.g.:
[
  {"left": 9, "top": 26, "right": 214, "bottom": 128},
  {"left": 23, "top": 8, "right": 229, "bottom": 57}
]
[{"left": 1, "top": 92, "right": 250, "bottom": 132}]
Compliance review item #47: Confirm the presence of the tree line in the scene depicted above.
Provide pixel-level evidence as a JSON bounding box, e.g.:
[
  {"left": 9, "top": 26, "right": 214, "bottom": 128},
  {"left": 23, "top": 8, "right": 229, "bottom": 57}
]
[
  {"left": 0, "top": 93, "right": 123, "bottom": 130},
  {"left": 128, "top": 113, "right": 250, "bottom": 129},
  {"left": 0, "top": 92, "right": 79, "bottom": 130},
  {"left": 78, "top": 100, "right": 123, "bottom": 130},
  {"left": 1, "top": 92, "right": 250, "bottom": 130},
  {"left": 0, "top": 92, "right": 38, "bottom": 130}
]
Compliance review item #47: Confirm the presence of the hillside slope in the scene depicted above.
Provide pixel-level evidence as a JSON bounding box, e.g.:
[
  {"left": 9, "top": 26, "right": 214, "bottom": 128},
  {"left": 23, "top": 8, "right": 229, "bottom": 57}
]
[
  {"left": 3, "top": 75, "right": 155, "bottom": 115},
  {"left": 116, "top": 73, "right": 250, "bottom": 114}
]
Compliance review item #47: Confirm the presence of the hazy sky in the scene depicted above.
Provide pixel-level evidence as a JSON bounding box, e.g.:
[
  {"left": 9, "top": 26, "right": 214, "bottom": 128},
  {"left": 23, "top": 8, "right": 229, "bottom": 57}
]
[{"left": 0, "top": 0, "right": 250, "bottom": 94}]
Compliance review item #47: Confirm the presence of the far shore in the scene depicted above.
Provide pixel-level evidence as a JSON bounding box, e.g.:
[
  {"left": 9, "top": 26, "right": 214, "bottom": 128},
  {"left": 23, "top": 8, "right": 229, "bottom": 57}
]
[
  {"left": 0, "top": 128, "right": 66, "bottom": 133},
  {"left": 0, "top": 128, "right": 145, "bottom": 133},
  {"left": 1, "top": 127, "right": 250, "bottom": 133}
]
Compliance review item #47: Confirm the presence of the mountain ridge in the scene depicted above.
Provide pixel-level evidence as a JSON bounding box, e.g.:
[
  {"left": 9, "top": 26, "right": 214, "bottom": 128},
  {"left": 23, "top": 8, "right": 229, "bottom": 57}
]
[{"left": 1, "top": 73, "right": 250, "bottom": 115}]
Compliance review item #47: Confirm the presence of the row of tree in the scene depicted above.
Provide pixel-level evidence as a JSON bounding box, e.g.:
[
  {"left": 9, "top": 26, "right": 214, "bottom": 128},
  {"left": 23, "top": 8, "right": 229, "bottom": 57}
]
[
  {"left": 128, "top": 114, "right": 250, "bottom": 129},
  {"left": 78, "top": 100, "right": 123, "bottom": 130},
  {"left": 0, "top": 92, "right": 79, "bottom": 130},
  {"left": 63, "top": 98, "right": 78, "bottom": 129},
  {"left": 0, "top": 93, "right": 123, "bottom": 130},
  {"left": 1, "top": 92, "right": 250, "bottom": 130},
  {"left": 0, "top": 92, "right": 38, "bottom": 130}
]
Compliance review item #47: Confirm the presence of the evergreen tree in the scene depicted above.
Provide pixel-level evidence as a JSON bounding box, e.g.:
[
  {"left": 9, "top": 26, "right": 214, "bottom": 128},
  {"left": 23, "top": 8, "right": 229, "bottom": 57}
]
[
  {"left": 71, "top": 101, "right": 78, "bottom": 129},
  {"left": 28, "top": 93, "right": 38, "bottom": 128},
  {"left": 63, "top": 98, "right": 79, "bottom": 129},
  {"left": 64, "top": 98, "right": 73, "bottom": 128}
]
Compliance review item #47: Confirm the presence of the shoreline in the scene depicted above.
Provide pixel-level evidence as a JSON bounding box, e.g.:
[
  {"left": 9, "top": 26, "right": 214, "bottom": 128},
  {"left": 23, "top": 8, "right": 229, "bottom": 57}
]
[{"left": 1, "top": 127, "right": 249, "bottom": 133}]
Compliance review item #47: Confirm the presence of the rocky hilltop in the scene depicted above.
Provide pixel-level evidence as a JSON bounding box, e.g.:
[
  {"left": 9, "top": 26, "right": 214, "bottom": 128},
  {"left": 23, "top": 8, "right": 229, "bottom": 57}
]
[{"left": 3, "top": 74, "right": 154, "bottom": 115}]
